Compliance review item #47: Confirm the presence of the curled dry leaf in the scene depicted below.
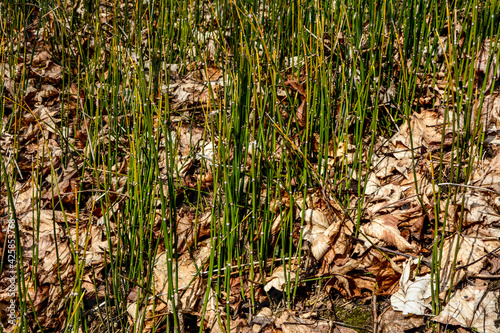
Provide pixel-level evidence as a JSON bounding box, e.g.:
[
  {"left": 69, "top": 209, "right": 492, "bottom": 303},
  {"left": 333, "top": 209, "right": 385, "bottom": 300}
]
[
  {"left": 129, "top": 248, "right": 210, "bottom": 330},
  {"left": 303, "top": 208, "right": 330, "bottom": 229},
  {"left": 264, "top": 264, "right": 298, "bottom": 292},
  {"left": 439, "top": 235, "right": 488, "bottom": 297},
  {"left": 302, "top": 208, "right": 330, "bottom": 244},
  {"left": 390, "top": 259, "right": 431, "bottom": 315},
  {"left": 311, "top": 233, "right": 330, "bottom": 260},
  {"left": 360, "top": 215, "right": 417, "bottom": 253},
  {"left": 476, "top": 38, "right": 499, "bottom": 91},
  {"left": 276, "top": 310, "right": 333, "bottom": 333},
  {"left": 474, "top": 93, "right": 500, "bottom": 133},
  {"left": 434, "top": 284, "right": 500, "bottom": 333},
  {"left": 378, "top": 308, "right": 425, "bottom": 333},
  {"left": 264, "top": 268, "right": 285, "bottom": 292},
  {"left": 311, "top": 222, "right": 341, "bottom": 260}
]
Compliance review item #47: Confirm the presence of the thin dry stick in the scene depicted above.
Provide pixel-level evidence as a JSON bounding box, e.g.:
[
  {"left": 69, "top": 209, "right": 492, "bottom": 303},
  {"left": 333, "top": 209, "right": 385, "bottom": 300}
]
[
  {"left": 372, "top": 291, "right": 378, "bottom": 333},
  {"left": 475, "top": 274, "right": 500, "bottom": 279},
  {"left": 438, "top": 182, "right": 500, "bottom": 194}
]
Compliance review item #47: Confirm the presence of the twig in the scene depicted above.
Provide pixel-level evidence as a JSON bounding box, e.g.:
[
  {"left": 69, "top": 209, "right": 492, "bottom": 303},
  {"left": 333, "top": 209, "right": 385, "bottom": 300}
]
[
  {"left": 372, "top": 291, "right": 378, "bottom": 333},
  {"left": 474, "top": 274, "right": 500, "bottom": 279},
  {"left": 195, "top": 256, "right": 302, "bottom": 276},
  {"left": 329, "top": 320, "right": 372, "bottom": 332},
  {"left": 347, "top": 234, "right": 432, "bottom": 267},
  {"left": 285, "top": 315, "right": 372, "bottom": 332},
  {"left": 457, "top": 245, "right": 500, "bottom": 270},
  {"left": 438, "top": 182, "right": 500, "bottom": 195}
]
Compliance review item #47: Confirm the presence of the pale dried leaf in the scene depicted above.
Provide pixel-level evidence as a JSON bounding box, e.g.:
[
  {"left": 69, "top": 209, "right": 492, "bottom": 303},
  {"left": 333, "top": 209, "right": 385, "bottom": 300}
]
[
  {"left": 360, "top": 215, "right": 416, "bottom": 253},
  {"left": 378, "top": 308, "right": 425, "bottom": 333},
  {"left": 476, "top": 38, "right": 499, "bottom": 91},
  {"left": 311, "top": 233, "right": 330, "bottom": 260},
  {"left": 391, "top": 259, "right": 431, "bottom": 315},
  {"left": 304, "top": 209, "right": 330, "bottom": 229},
  {"left": 264, "top": 265, "right": 298, "bottom": 292},
  {"left": 434, "top": 284, "right": 500, "bottom": 333},
  {"left": 439, "top": 235, "right": 487, "bottom": 296},
  {"left": 276, "top": 311, "right": 332, "bottom": 333},
  {"left": 153, "top": 247, "right": 210, "bottom": 313}
]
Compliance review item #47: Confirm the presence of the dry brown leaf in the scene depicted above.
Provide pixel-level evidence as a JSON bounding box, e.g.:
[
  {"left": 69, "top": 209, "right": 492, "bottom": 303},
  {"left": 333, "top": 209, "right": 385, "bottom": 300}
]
[
  {"left": 176, "top": 211, "right": 211, "bottom": 252},
  {"left": 439, "top": 235, "right": 487, "bottom": 296},
  {"left": 153, "top": 246, "right": 210, "bottom": 313},
  {"left": 447, "top": 193, "right": 500, "bottom": 230},
  {"left": 210, "top": 317, "right": 250, "bottom": 333},
  {"left": 302, "top": 210, "right": 328, "bottom": 244},
  {"left": 311, "top": 233, "right": 330, "bottom": 260},
  {"left": 9, "top": 180, "right": 37, "bottom": 216},
  {"left": 32, "top": 50, "right": 52, "bottom": 67},
  {"left": 475, "top": 93, "right": 500, "bottom": 133},
  {"left": 284, "top": 79, "right": 306, "bottom": 96},
  {"left": 470, "top": 153, "right": 500, "bottom": 194},
  {"left": 169, "top": 77, "right": 219, "bottom": 107},
  {"left": 324, "top": 258, "right": 365, "bottom": 297},
  {"left": 324, "top": 224, "right": 352, "bottom": 264},
  {"left": 476, "top": 38, "right": 499, "bottom": 91},
  {"left": 275, "top": 311, "right": 332, "bottom": 333},
  {"left": 129, "top": 246, "right": 211, "bottom": 330},
  {"left": 366, "top": 256, "right": 400, "bottom": 295},
  {"left": 303, "top": 209, "right": 330, "bottom": 229},
  {"left": 296, "top": 99, "right": 307, "bottom": 128},
  {"left": 311, "top": 221, "right": 342, "bottom": 260},
  {"left": 35, "top": 84, "right": 59, "bottom": 101},
  {"left": 250, "top": 307, "right": 274, "bottom": 332},
  {"left": 41, "top": 61, "right": 63, "bottom": 83},
  {"left": 434, "top": 284, "right": 500, "bottom": 333},
  {"left": 360, "top": 215, "right": 417, "bottom": 253},
  {"left": 19, "top": 209, "right": 70, "bottom": 236},
  {"left": 378, "top": 308, "right": 425, "bottom": 333},
  {"left": 264, "top": 264, "right": 298, "bottom": 292},
  {"left": 389, "top": 107, "right": 460, "bottom": 158}
]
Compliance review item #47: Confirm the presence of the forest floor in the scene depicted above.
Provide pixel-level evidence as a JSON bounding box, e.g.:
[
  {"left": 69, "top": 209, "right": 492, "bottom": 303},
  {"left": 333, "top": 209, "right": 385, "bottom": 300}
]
[{"left": 2, "top": 1, "right": 500, "bottom": 332}]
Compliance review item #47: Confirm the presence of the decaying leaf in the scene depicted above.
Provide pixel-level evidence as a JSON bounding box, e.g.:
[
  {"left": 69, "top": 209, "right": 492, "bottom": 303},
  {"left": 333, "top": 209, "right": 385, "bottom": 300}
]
[
  {"left": 153, "top": 246, "right": 211, "bottom": 313},
  {"left": 439, "top": 235, "right": 489, "bottom": 296},
  {"left": 264, "top": 264, "right": 298, "bottom": 292},
  {"left": 434, "top": 283, "right": 500, "bottom": 333},
  {"left": 476, "top": 38, "right": 499, "bottom": 91},
  {"left": 275, "top": 310, "right": 333, "bottom": 333},
  {"left": 250, "top": 307, "right": 274, "bottom": 331},
  {"left": 391, "top": 259, "right": 431, "bottom": 315},
  {"left": 311, "top": 222, "right": 340, "bottom": 260},
  {"left": 378, "top": 308, "right": 425, "bottom": 333},
  {"left": 303, "top": 208, "right": 330, "bottom": 229},
  {"left": 360, "top": 215, "right": 417, "bottom": 253}
]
